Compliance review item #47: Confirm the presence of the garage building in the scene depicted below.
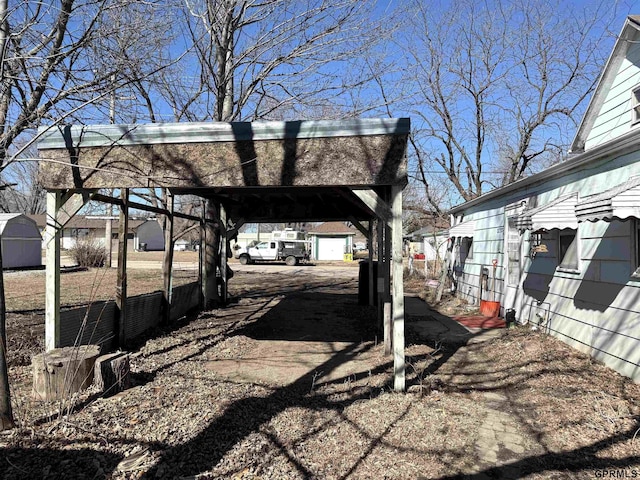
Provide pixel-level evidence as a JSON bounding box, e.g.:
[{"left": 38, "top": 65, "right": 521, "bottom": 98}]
[{"left": 308, "top": 222, "right": 357, "bottom": 261}]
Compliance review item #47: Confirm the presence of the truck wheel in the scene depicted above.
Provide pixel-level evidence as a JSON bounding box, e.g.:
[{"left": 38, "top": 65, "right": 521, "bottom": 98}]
[
  {"left": 285, "top": 255, "right": 298, "bottom": 266},
  {"left": 239, "top": 254, "right": 250, "bottom": 265}
]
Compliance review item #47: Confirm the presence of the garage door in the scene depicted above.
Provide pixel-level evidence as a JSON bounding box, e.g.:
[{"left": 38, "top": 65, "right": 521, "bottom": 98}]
[{"left": 317, "top": 237, "right": 346, "bottom": 260}]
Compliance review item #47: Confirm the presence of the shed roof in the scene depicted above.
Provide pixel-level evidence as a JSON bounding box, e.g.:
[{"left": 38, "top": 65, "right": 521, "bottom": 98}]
[
  {"left": 0, "top": 213, "right": 38, "bottom": 235},
  {"left": 308, "top": 222, "right": 357, "bottom": 235}
]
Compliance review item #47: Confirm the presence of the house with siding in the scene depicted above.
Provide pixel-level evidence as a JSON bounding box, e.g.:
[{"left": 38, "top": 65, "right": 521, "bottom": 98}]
[
  {"left": 447, "top": 16, "right": 640, "bottom": 382},
  {"left": 28, "top": 214, "right": 143, "bottom": 250}
]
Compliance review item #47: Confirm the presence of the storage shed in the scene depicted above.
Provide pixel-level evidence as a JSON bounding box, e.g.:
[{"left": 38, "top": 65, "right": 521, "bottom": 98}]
[
  {"left": 0, "top": 213, "right": 42, "bottom": 269},
  {"left": 134, "top": 219, "right": 165, "bottom": 251}
]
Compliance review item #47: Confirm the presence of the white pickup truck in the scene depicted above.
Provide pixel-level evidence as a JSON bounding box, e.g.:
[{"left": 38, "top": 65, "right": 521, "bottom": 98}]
[{"left": 235, "top": 240, "right": 310, "bottom": 266}]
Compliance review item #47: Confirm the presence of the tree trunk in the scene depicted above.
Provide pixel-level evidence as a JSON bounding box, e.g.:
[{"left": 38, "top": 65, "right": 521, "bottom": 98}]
[
  {"left": 94, "top": 352, "right": 130, "bottom": 397},
  {"left": 32, "top": 345, "right": 101, "bottom": 401}
]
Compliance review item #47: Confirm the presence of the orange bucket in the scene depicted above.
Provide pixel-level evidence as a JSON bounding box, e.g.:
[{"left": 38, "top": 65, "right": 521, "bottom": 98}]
[{"left": 480, "top": 300, "right": 501, "bottom": 317}]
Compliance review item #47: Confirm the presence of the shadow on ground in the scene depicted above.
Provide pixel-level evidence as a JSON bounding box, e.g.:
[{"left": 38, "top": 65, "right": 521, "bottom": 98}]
[{"left": 10, "top": 288, "right": 640, "bottom": 479}]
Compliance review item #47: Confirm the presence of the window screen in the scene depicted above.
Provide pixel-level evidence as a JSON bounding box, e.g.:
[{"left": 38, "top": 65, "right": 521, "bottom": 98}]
[
  {"left": 507, "top": 218, "right": 520, "bottom": 286},
  {"left": 558, "top": 230, "right": 578, "bottom": 270}
]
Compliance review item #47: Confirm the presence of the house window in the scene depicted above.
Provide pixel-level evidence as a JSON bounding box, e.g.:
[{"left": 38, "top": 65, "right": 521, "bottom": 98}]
[
  {"left": 632, "top": 86, "right": 640, "bottom": 124},
  {"left": 461, "top": 237, "right": 473, "bottom": 261},
  {"left": 558, "top": 229, "right": 579, "bottom": 271}
]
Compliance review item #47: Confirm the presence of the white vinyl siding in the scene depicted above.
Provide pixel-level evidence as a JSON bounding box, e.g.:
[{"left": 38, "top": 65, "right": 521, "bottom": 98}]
[
  {"left": 451, "top": 166, "right": 640, "bottom": 381},
  {"left": 586, "top": 42, "right": 640, "bottom": 149}
]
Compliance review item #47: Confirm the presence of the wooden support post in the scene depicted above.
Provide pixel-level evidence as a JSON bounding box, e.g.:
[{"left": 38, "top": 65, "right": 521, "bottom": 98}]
[
  {"left": 204, "top": 199, "right": 219, "bottom": 308},
  {"left": 368, "top": 220, "right": 374, "bottom": 306},
  {"left": 391, "top": 185, "right": 405, "bottom": 392},
  {"left": 384, "top": 222, "right": 391, "bottom": 335},
  {"left": 384, "top": 302, "right": 392, "bottom": 355},
  {"left": 377, "top": 218, "right": 385, "bottom": 331},
  {"left": 45, "top": 192, "right": 61, "bottom": 351},
  {"left": 115, "top": 189, "right": 129, "bottom": 348},
  {"left": 162, "top": 192, "right": 175, "bottom": 323},
  {"left": 219, "top": 203, "right": 228, "bottom": 305},
  {"left": 105, "top": 218, "right": 112, "bottom": 268},
  {"left": 199, "top": 211, "right": 206, "bottom": 309},
  {"left": 57, "top": 192, "right": 92, "bottom": 227},
  {"left": 45, "top": 191, "right": 93, "bottom": 351}
]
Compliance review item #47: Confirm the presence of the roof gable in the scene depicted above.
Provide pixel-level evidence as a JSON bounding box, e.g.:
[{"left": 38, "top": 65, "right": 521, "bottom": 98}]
[
  {"left": 571, "top": 17, "right": 640, "bottom": 153},
  {"left": 308, "top": 222, "right": 357, "bottom": 235}
]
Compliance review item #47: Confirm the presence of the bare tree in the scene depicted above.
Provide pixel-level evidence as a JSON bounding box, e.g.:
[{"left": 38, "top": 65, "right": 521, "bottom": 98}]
[
  {"left": 179, "top": 0, "right": 381, "bottom": 122},
  {"left": 0, "top": 0, "right": 179, "bottom": 430},
  {"left": 0, "top": 143, "right": 45, "bottom": 213},
  {"left": 396, "top": 0, "right": 613, "bottom": 209}
]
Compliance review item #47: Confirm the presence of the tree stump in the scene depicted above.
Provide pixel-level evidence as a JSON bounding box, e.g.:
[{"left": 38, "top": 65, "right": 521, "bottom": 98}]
[
  {"left": 94, "top": 352, "right": 130, "bottom": 396},
  {"left": 32, "top": 345, "right": 101, "bottom": 401}
]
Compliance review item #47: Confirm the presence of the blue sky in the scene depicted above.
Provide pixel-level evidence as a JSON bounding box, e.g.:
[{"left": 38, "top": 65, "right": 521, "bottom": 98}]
[{"left": 11, "top": 0, "right": 640, "bottom": 214}]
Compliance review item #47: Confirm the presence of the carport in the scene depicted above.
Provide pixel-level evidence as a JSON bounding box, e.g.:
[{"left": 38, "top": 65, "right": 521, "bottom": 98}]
[{"left": 36, "top": 118, "right": 410, "bottom": 390}]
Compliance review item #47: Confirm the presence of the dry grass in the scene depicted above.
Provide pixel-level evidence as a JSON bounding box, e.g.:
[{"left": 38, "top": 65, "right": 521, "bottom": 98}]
[
  {"left": 4, "top": 268, "right": 197, "bottom": 313},
  {"left": 1, "top": 268, "right": 639, "bottom": 479}
]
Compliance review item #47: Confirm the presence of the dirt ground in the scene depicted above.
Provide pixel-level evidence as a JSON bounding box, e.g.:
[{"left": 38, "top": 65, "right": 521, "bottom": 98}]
[{"left": 1, "top": 265, "right": 639, "bottom": 479}]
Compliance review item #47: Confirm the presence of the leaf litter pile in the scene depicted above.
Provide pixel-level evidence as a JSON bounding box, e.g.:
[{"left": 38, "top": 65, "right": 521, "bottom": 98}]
[{"left": 1, "top": 268, "right": 639, "bottom": 479}]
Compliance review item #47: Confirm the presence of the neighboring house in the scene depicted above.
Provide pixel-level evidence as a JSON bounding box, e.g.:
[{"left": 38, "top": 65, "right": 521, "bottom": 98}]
[
  {"left": 308, "top": 222, "right": 357, "bottom": 261},
  {"left": 134, "top": 219, "right": 165, "bottom": 251},
  {"left": 174, "top": 239, "right": 191, "bottom": 251},
  {"left": 446, "top": 16, "right": 640, "bottom": 381},
  {"left": 0, "top": 214, "right": 42, "bottom": 268},
  {"left": 406, "top": 225, "right": 449, "bottom": 260},
  {"left": 28, "top": 214, "right": 142, "bottom": 249}
]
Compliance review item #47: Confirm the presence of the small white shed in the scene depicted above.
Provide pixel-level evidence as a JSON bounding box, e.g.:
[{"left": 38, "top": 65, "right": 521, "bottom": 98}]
[
  {"left": 134, "top": 219, "right": 165, "bottom": 251},
  {"left": 308, "top": 222, "right": 356, "bottom": 261},
  {"left": 0, "top": 213, "right": 42, "bottom": 268}
]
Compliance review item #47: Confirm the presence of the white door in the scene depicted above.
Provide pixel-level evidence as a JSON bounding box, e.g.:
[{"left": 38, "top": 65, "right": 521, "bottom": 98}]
[
  {"left": 252, "top": 241, "right": 278, "bottom": 260},
  {"left": 317, "top": 237, "right": 345, "bottom": 260},
  {"left": 503, "top": 216, "right": 525, "bottom": 315}
]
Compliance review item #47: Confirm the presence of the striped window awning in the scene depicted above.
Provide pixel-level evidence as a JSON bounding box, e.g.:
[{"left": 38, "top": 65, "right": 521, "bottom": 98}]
[
  {"left": 449, "top": 220, "right": 476, "bottom": 238},
  {"left": 514, "top": 193, "right": 578, "bottom": 231},
  {"left": 576, "top": 177, "right": 640, "bottom": 222}
]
